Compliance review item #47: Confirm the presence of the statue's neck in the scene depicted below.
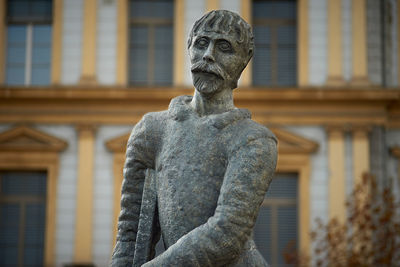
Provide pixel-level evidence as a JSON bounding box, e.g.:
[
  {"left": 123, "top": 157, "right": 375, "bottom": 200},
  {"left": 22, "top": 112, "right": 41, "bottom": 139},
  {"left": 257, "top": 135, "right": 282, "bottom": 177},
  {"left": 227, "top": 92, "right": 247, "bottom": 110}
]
[{"left": 190, "top": 89, "right": 235, "bottom": 117}]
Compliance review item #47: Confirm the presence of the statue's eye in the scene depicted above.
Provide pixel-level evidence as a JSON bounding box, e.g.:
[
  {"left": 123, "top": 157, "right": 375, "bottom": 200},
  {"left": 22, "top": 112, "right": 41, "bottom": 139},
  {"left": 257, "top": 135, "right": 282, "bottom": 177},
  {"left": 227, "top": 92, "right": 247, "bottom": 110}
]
[
  {"left": 218, "top": 41, "right": 232, "bottom": 52},
  {"left": 196, "top": 38, "right": 208, "bottom": 48}
]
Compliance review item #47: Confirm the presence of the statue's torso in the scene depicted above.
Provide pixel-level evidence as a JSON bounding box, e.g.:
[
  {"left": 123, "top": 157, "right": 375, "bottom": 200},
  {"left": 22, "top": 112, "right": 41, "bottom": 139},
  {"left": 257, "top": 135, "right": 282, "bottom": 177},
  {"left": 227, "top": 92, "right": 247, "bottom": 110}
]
[
  {"left": 156, "top": 115, "right": 230, "bottom": 248},
  {"left": 139, "top": 95, "right": 275, "bottom": 266}
]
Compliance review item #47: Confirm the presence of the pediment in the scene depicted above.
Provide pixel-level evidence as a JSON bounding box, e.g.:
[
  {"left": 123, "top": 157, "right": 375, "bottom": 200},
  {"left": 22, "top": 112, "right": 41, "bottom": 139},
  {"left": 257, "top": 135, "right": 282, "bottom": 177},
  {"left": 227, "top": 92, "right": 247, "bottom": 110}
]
[
  {"left": 0, "top": 126, "right": 68, "bottom": 152},
  {"left": 270, "top": 127, "right": 319, "bottom": 154},
  {"left": 106, "top": 127, "right": 318, "bottom": 155},
  {"left": 106, "top": 133, "right": 130, "bottom": 153}
]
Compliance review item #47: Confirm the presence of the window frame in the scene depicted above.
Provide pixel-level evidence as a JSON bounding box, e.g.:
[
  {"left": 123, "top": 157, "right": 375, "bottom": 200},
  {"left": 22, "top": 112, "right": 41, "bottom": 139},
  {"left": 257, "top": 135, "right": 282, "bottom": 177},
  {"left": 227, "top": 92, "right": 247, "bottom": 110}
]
[
  {"left": 252, "top": 0, "right": 297, "bottom": 87},
  {"left": 128, "top": 0, "right": 174, "bottom": 86},
  {"left": 5, "top": 0, "right": 53, "bottom": 86},
  {"left": 0, "top": 171, "right": 47, "bottom": 266},
  {"left": 0, "top": 126, "right": 67, "bottom": 266}
]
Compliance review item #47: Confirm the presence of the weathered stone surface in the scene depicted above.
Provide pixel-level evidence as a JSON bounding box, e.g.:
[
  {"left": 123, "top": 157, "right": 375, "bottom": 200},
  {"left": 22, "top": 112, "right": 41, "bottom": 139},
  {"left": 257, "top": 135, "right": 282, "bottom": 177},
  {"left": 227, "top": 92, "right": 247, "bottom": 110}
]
[{"left": 111, "top": 10, "right": 278, "bottom": 267}]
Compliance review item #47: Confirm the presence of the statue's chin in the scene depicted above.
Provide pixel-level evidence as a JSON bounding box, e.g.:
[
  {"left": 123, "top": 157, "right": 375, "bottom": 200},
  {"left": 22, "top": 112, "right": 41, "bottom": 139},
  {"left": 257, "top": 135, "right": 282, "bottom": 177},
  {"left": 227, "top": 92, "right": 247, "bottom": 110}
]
[{"left": 193, "top": 74, "right": 224, "bottom": 96}]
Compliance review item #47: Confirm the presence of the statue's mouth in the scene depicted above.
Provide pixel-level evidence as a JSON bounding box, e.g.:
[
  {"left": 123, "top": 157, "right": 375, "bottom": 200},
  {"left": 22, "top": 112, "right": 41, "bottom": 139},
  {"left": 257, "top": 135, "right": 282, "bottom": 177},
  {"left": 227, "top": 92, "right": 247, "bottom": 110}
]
[{"left": 191, "top": 68, "right": 223, "bottom": 79}]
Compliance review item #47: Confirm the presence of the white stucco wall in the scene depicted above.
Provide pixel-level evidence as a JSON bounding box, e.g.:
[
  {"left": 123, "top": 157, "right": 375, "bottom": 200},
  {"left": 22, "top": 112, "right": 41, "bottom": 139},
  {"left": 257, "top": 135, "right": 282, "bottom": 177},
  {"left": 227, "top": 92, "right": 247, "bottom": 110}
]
[
  {"left": 36, "top": 125, "right": 78, "bottom": 267},
  {"left": 97, "top": 0, "right": 117, "bottom": 85},
  {"left": 389, "top": 0, "right": 398, "bottom": 86},
  {"left": 184, "top": 0, "right": 206, "bottom": 86},
  {"left": 342, "top": 0, "right": 352, "bottom": 81},
  {"left": 220, "top": 0, "right": 241, "bottom": 14},
  {"left": 308, "top": 0, "right": 328, "bottom": 85},
  {"left": 284, "top": 126, "right": 329, "bottom": 223},
  {"left": 61, "top": 0, "right": 83, "bottom": 84},
  {"left": 93, "top": 125, "right": 133, "bottom": 267}
]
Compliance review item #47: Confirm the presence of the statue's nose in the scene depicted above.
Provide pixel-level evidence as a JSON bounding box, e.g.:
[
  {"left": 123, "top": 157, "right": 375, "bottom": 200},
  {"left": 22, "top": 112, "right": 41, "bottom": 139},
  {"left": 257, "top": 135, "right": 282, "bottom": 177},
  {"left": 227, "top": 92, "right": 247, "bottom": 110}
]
[{"left": 202, "top": 45, "right": 215, "bottom": 63}]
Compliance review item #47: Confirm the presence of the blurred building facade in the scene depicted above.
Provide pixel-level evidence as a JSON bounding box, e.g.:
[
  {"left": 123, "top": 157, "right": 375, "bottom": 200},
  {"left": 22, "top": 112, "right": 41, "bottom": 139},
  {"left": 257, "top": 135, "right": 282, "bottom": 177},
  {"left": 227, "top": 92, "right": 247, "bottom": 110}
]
[{"left": 0, "top": 0, "right": 399, "bottom": 266}]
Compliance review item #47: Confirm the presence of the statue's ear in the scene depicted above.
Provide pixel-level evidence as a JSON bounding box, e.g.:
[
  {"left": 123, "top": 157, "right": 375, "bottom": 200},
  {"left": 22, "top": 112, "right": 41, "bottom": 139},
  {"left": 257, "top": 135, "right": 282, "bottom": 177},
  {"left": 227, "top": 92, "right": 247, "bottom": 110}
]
[{"left": 248, "top": 48, "right": 254, "bottom": 60}]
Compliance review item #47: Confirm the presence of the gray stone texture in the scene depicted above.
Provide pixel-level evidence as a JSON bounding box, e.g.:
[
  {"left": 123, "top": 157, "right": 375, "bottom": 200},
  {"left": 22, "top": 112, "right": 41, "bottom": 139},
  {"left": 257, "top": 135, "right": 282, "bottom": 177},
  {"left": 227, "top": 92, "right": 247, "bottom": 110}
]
[{"left": 111, "top": 10, "right": 278, "bottom": 266}]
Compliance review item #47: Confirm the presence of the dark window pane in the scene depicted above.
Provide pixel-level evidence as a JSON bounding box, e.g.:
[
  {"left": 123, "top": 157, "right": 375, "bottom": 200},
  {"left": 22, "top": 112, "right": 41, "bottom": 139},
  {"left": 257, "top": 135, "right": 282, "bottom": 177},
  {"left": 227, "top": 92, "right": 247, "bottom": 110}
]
[
  {"left": 32, "top": 47, "right": 51, "bottom": 64},
  {"left": 130, "top": 0, "right": 173, "bottom": 18},
  {"left": 6, "top": 66, "right": 25, "bottom": 85},
  {"left": 253, "top": 206, "right": 271, "bottom": 262},
  {"left": 254, "top": 173, "right": 298, "bottom": 266},
  {"left": 1, "top": 172, "right": 47, "bottom": 196},
  {"left": 253, "top": 0, "right": 296, "bottom": 19},
  {"left": 277, "top": 47, "right": 296, "bottom": 85},
  {"left": 252, "top": 0, "right": 297, "bottom": 87},
  {"left": 154, "top": 47, "right": 172, "bottom": 85},
  {"left": 7, "top": 46, "right": 26, "bottom": 64},
  {"left": 31, "top": 0, "right": 52, "bottom": 18},
  {"left": 0, "top": 247, "right": 19, "bottom": 265},
  {"left": 31, "top": 25, "right": 51, "bottom": 85},
  {"left": 254, "top": 25, "right": 271, "bottom": 45},
  {"left": 277, "top": 207, "right": 298, "bottom": 265},
  {"left": 154, "top": 25, "right": 173, "bottom": 45},
  {"left": 23, "top": 204, "right": 45, "bottom": 266},
  {"left": 0, "top": 204, "right": 19, "bottom": 265},
  {"left": 7, "top": 24, "right": 27, "bottom": 43},
  {"left": 0, "top": 204, "right": 20, "bottom": 244},
  {"left": 31, "top": 66, "right": 50, "bottom": 85},
  {"left": 154, "top": 26, "right": 172, "bottom": 85},
  {"left": 129, "top": 1, "right": 173, "bottom": 86},
  {"left": 253, "top": 47, "right": 271, "bottom": 86},
  {"left": 7, "top": 0, "right": 52, "bottom": 22},
  {"left": 277, "top": 25, "right": 296, "bottom": 45},
  {"left": 266, "top": 173, "right": 298, "bottom": 199},
  {"left": 130, "top": 26, "right": 148, "bottom": 45},
  {"left": 33, "top": 25, "right": 52, "bottom": 45},
  {"left": 7, "top": 0, "right": 30, "bottom": 18},
  {"left": 130, "top": 47, "right": 149, "bottom": 84}
]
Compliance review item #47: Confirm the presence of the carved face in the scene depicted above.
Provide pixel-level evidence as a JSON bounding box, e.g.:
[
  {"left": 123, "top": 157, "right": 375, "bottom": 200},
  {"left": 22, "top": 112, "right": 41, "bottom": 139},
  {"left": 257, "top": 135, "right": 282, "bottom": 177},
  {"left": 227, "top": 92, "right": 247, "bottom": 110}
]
[{"left": 189, "top": 30, "right": 249, "bottom": 96}]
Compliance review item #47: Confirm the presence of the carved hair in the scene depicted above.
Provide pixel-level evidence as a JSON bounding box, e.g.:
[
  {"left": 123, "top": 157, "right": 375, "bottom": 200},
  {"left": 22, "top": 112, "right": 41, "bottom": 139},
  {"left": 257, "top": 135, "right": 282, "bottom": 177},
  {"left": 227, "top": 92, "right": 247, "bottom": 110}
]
[{"left": 188, "top": 10, "right": 254, "bottom": 61}]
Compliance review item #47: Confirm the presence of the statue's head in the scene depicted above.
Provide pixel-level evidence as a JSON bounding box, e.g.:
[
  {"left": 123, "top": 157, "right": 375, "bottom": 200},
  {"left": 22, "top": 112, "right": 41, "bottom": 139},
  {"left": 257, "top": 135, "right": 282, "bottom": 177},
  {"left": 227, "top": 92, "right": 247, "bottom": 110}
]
[{"left": 188, "top": 10, "right": 254, "bottom": 95}]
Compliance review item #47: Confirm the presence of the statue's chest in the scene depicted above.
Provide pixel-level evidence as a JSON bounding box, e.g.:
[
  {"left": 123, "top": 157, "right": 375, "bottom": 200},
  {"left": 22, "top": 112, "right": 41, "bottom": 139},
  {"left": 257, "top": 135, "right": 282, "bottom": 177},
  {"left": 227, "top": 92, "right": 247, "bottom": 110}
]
[
  {"left": 159, "top": 119, "right": 227, "bottom": 165},
  {"left": 156, "top": 118, "right": 228, "bottom": 193},
  {"left": 155, "top": 119, "right": 229, "bottom": 233}
]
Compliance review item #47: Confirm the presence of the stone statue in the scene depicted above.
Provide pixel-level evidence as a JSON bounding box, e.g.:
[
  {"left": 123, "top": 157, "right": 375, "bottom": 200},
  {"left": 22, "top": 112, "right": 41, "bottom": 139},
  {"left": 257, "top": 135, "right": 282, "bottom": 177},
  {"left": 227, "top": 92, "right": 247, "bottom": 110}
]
[{"left": 111, "top": 10, "right": 277, "bottom": 267}]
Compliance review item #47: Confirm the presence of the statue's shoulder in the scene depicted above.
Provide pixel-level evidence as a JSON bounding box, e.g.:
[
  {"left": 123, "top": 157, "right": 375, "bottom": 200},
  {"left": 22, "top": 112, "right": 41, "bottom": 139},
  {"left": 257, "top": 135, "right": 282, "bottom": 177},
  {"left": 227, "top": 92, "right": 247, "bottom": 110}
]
[
  {"left": 231, "top": 116, "right": 277, "bottom": 144},
  {"left": 224, "top": 115, "right": 277, "bottom": 156}
]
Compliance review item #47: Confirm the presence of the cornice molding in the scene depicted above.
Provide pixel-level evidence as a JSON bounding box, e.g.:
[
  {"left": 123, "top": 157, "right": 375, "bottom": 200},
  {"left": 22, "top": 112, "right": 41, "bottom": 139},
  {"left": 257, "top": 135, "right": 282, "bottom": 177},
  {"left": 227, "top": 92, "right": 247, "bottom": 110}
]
[{"left": 0, "top": 87, "right": 399, "bottom": 127}]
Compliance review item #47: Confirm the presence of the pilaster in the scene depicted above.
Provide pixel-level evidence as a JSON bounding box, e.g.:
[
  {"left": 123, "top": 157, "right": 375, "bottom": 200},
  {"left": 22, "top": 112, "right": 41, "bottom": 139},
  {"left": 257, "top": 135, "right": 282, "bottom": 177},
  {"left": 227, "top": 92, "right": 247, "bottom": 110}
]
[
  {"left": 51, "top": 0, "right": 63, "bottom": 85},
  {"left": 326, "top": 0, "right": 345, "bottom": 86},
  {"left": 79, "top": 0, "right": 98, "bottom": 85},
  {"left": 352, "top": 126, "right": 370, "bottom": 185},
  {"left": 327, "top": 126, "right": 346, "bottom": 222},
  {"left": 74, "top": 124, "right": 96, "bottom": 263},
  {"left": 350, "top": 0, "right": 370, "bottom": 86}
]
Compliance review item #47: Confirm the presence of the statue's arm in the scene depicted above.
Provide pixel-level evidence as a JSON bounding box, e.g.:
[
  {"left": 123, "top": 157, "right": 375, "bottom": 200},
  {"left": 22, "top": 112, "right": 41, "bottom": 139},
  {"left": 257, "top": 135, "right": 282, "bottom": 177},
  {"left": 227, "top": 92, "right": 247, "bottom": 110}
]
[
  {"left": 110, "top": 116, "right": 155, "bottom": 267},
  {"left": 143, "top": 135, "right": 277, "bottom": 267}
]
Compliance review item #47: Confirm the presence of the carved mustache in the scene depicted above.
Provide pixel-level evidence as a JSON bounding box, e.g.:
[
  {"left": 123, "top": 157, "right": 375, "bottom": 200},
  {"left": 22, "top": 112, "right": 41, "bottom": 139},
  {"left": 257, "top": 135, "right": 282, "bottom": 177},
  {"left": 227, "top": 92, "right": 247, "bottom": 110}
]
[{"left": 191, "top": 61, "right": 226, "bottom": 80}]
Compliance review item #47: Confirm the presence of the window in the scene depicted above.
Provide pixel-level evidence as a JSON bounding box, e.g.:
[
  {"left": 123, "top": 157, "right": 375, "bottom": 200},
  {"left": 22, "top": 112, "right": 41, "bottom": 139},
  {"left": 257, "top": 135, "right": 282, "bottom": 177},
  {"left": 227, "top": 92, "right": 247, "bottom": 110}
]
[
  {"left": 252, "top": 0, "right": 297, "bottom": 86},
  {"left": 0, "top": 171, "right": 47, "bottom": 266},
  {"left": 254, "top": 173, "right": 298, "bottom": 265},
  {"left": 129, "top": 0, "right": 174, "bottom": 86},
  {"left": 6, "top": 0, "right": 53, "bottom": 86}
]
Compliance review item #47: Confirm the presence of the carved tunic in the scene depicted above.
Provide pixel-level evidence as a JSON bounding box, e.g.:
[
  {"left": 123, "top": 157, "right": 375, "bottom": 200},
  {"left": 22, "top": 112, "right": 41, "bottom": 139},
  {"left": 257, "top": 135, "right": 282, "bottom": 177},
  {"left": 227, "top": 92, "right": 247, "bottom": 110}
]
[{"left": 111, "top": 95, "right": 277, "bottom": 267}]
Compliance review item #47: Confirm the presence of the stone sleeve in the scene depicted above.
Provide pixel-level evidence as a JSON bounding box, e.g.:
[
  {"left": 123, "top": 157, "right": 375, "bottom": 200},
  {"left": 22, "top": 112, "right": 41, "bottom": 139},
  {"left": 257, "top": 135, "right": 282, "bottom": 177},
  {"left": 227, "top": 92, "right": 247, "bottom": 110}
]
[
  {"left": 110, "top": 116, "right": 156, "bottom": 267},
  {"left": 142, "top": 136, "right": 278, "bottom": 267}
]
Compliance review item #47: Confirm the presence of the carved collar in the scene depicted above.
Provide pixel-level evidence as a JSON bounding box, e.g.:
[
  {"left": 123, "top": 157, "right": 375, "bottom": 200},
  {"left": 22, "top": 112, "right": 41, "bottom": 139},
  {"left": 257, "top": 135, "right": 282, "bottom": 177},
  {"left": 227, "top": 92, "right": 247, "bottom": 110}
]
[{"left": 168, "top": 95, "right": 251, "bottom": 129}]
